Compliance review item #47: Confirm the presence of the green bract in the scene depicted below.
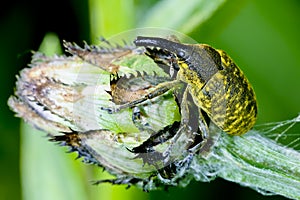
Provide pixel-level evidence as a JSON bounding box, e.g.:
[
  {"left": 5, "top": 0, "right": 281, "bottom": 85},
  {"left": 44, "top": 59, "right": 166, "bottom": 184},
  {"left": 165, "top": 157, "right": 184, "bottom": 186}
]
[{"left": 8, "top": 40, "right": 184, "bottom": 189}]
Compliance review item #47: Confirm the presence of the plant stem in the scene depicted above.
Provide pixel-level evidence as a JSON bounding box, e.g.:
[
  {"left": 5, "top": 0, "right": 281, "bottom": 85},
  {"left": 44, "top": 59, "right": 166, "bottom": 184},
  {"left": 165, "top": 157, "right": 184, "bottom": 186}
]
[{"left": 191, "top": 127, "right": 300, "bottom": 199}]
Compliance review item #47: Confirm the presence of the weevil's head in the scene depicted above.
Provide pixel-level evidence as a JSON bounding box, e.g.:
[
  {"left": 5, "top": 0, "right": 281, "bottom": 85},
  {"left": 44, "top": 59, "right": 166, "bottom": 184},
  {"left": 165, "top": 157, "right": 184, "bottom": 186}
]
[{"left": 134, "top": 36, "right": 223, "bottom": 84}]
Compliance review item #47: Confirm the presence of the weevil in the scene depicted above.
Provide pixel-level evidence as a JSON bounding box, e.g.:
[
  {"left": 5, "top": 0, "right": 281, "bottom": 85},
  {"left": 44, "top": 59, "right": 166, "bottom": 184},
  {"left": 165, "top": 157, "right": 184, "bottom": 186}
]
[
  {"left": 106, "top": 36, "right": 257, "bottom": 165},
  {"left": 135, "top": 36, "right": 258, "bottom": 134}
]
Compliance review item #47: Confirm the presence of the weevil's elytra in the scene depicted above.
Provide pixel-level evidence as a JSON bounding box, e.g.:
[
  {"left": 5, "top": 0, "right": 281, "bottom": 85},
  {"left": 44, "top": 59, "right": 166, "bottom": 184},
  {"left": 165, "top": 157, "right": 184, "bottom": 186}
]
[{"left": 134, "top": 36, "right": 257, "bottom": 136}]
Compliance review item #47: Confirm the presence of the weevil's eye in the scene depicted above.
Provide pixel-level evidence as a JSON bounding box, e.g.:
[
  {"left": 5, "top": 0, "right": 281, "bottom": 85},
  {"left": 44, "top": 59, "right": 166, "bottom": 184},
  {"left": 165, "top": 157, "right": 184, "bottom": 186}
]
[{"left": 178, "top": 50, "right": 185, "bottom": 58}]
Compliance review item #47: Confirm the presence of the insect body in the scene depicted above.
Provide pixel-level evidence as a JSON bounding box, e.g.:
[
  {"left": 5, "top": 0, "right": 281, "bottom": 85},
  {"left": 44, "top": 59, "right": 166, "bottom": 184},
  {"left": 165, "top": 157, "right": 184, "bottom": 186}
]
[{"left": 134, "top": 36, "right": 257, "bottom": 136}]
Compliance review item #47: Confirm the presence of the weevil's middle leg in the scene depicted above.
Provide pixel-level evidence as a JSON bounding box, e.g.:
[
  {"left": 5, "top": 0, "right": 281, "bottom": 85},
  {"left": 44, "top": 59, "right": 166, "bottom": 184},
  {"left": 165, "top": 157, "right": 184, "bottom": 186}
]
[
  {"left": 187, "top": 109, "right": 209, "bottom": 153},
  {"left": 162, "top": 86, "right": 211, "bottom": 165},
  {"left": 161, "top": 87, "right": 196, "bottom": 163}
]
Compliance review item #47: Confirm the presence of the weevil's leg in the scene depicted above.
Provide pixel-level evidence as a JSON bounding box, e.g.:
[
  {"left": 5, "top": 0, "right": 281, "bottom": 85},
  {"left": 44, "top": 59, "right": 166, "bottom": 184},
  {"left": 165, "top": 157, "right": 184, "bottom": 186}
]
[
  {"left": 127, "top": 85, "right": 185, "bottom": 166},
  {"left": 129, "top": 121, "right": 181, "bottom": 166},
  {"left": 101, "top": 79, "right": 182, "bottom": 113},
  {"left": 130, "top": 85, "right": 209, "bottom": 167},
  {"left": 111, "top": 80, "right": 188, "bottom": 167},
  {"left": 187, "top": 108, "right": 210, "bottom": 153},
  {"left": 198, "top": 110, "right": 209, "bottom": 139},
  {"left": 130, "top": 121, "right": 180, "bottom": 153},
  {"left": 161, "top": 87, "right": 200, "bottom": 164}
]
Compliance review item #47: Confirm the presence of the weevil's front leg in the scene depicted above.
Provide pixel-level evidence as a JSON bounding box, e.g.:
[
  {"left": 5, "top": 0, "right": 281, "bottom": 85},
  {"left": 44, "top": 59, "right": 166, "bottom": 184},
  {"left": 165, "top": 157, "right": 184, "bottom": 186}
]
[
  {"left": 128, "top": 121, "right": 181, "bottom": 166},
  {"left": 101, "top": 79, "right": 182, "bottom": 113}
]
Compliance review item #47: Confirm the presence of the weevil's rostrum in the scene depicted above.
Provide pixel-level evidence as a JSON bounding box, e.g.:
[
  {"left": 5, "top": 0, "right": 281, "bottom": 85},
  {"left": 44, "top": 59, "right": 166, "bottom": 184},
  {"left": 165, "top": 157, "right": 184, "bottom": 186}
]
[{"left": 134, "top": 36, "right": 257, "bottom": 136}]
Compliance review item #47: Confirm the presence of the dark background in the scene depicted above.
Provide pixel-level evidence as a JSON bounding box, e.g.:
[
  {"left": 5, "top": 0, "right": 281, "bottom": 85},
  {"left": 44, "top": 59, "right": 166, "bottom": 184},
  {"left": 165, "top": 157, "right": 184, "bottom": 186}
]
[
  {"left": 1, "top": 1, "right": 89, "bottom": 199},
  {"left": 1, "top": 0, "right": 299, "bottom": 199}
]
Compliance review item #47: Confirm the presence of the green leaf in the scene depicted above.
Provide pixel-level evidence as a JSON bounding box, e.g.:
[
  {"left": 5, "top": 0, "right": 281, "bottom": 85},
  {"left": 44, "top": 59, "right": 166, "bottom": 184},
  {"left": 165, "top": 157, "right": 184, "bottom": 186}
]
[
  {"left": 88, "top": 0, "right": 135, "bottom": 40},
  {"left": 139, "top": 0, "right": 226, "bottom": 34},
  {"left": 21, "top": 123, "right": 91, "bottom": 200}
]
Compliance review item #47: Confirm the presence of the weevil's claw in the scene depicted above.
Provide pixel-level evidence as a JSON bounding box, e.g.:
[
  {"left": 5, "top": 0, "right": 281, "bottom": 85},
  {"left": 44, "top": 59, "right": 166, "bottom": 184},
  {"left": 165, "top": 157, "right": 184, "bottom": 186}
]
[{"left": 100, "top": 106, "right": 120, "bottom": 114}]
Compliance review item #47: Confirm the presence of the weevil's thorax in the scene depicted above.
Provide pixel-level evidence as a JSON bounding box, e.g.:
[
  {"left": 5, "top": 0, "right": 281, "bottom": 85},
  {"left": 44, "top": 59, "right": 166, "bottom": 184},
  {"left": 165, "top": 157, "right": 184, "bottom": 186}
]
[{"left": 177, "top": 62, "right": 205, "bottom": 89}]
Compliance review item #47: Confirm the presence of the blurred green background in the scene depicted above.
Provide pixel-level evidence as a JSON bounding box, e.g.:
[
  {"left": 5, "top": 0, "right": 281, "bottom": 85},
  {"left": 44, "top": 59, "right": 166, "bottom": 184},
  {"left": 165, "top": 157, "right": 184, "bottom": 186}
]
[{"left": 1, "top": 0, "right": 299, "bottom": 199}]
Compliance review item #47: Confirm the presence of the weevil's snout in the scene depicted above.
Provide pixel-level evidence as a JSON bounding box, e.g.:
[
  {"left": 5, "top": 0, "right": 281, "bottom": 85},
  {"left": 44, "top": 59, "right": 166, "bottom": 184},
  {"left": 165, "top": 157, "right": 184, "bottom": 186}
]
[{"left": 134, "top": 36, "right": 191, "bottom": 59}]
